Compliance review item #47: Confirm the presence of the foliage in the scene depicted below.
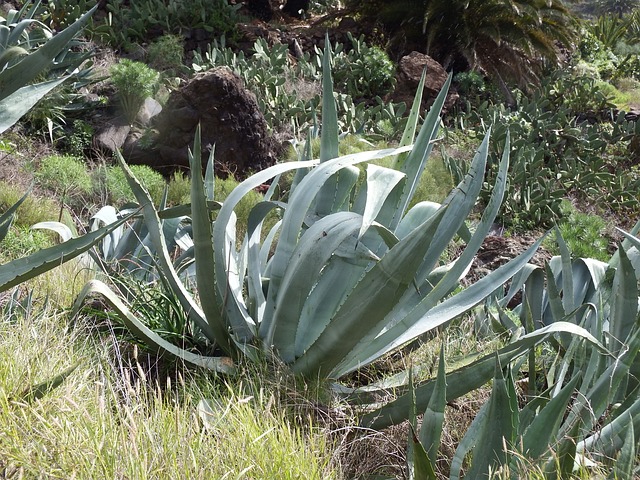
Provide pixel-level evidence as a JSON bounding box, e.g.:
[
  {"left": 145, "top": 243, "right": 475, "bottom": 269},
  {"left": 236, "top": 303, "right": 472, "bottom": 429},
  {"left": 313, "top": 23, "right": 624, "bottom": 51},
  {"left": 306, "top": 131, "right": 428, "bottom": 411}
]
[
  {"left": 60, "top": 119, "right": 94, "bottom": 157},
  {"left": 370, "top": 227, "right": 640, "bottom": 476},
  {"left": 332, "top": 33, "right": 396, "bottom": 100},
  {"left": 447, "top": 72, "right": 638, "bottom": 230},
  {"left": 344, "top": 0, "right": 577, "bottom": 97},
  {"left": 0, "top": 3, "right": 96, "bottom": 134},
  {"left": 192, "top": 36, "right": 407, "bottom": 138},
  {"left": 35, "top": 154, "right": 93, "bottom": 198},
  {"left": 102, "top": 164, "right": 166, "bottom": 206},
  {"left": 109, "top": 59, "right": 159, "bottom": 124},
  {"left": 147, "top": 34, "right": 185, "bottom": 73},
  {"left": 72, "top": 44, "right": 544, "bottom": 385},
  {"left": 41, "top": 0, "right": 93, "bottom": 30},
  {"left": 94, "top": 0, "right": 242, "bottom": 49},
  {"left": 543, "top": 201, "right": 611, "bottom": 261}
]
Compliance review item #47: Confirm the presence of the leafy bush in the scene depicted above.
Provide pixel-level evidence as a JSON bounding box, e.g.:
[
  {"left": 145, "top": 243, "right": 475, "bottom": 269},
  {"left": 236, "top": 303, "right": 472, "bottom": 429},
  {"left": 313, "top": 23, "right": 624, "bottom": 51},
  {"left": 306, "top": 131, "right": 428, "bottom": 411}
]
[
  {"left": 110, "top": 60, "right": 159, "bottom": 124},
  {"left": 147, "top": 34, "right": 185, "bottom": 73},
  {"left": 103, "top": 164, "right": 166, "bottom": 206},
  {"left": 35, "top": 155, "right": 93, "bottom": 198},
  {"left": 332, "top": 33, "right": 396, "bottom": 100}
]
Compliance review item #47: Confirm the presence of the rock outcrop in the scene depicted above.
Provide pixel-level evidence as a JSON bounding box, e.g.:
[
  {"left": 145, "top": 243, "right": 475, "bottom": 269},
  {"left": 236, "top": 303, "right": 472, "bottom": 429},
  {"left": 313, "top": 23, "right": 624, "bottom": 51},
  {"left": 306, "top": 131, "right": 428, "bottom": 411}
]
[
  {"left": 390, "top": 51, "right": 459, "bottom": 111},
  {"left": 125, "top": 67, "right": 278, "bottom": 178}
]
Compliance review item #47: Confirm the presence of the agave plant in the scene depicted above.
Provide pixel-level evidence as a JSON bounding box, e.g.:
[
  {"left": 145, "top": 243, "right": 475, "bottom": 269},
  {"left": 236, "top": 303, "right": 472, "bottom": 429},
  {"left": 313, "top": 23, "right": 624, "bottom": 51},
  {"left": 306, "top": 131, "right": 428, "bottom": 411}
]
[
  {"left": 0, "top": 1, "right": 96, "bottom": 133},
  {"left": 72, "top": 37, "right": 558, "bottom": 387},
  {"left": 385, "top": 226, "right": 640, "bottom": 478}
]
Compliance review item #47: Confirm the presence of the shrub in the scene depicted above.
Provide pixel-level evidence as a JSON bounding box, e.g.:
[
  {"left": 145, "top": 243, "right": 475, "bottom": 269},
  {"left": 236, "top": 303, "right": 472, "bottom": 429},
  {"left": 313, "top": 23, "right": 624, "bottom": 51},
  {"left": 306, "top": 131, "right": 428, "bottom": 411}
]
[
  {"left": 110, "top": 60, "right": 160, "bottom": 124},
  {"left": 103, "top": 164, "right": 166, "bottom": 205},
  {"left": 332, "top": 33, "right": 396, "bottom": 100},
  {"left": 147, "top": 34, "right": 185, "bottom": 73},
  {"left": 35, "top": 154, "right": 93, "bottom": 198}
]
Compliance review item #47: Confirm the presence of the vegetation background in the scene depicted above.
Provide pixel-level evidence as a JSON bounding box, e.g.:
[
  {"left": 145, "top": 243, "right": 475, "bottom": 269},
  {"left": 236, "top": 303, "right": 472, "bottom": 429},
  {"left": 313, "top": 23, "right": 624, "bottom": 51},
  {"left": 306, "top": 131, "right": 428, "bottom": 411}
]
[{"left": 1, "top": 0, "right": 640, "bottom": 478}]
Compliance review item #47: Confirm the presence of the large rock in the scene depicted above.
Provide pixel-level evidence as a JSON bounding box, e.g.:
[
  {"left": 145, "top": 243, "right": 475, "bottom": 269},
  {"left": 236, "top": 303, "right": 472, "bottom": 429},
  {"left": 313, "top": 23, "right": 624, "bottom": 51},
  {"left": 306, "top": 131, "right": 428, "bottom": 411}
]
[
  {"left": 125, "top": 67, "right": 278, "bottom": 178},
  {"left": 390, "top": 52, "right": 459, "bottom": 111}
]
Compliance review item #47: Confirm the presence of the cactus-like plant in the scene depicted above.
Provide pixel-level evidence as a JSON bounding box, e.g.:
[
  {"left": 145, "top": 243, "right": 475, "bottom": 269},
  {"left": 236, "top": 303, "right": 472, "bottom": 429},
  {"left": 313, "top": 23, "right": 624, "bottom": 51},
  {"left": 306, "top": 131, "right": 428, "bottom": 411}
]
[
  {"left": 71, "top": 37, "right": 548, "bottom": 383},
  {"left": 0, "top": 2, "right": 96, "bottom": 133}
]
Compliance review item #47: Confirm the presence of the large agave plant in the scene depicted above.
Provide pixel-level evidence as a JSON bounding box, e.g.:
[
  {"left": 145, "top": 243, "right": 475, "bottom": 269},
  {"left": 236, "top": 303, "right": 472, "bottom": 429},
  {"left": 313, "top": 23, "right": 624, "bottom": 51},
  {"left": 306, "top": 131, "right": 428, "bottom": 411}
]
[{"left": 73, "top": 39, "right": 549, "bottom": 383}]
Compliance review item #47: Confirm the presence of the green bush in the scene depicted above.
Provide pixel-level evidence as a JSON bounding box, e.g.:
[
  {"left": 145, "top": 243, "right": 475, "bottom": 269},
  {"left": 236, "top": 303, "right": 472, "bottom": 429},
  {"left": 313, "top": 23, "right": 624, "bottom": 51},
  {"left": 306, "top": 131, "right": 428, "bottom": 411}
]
[
  {"left": 110, "top": 60, "right": 159, "bottom": 124},
  {"left": 35, "top": 154, "right": 93, "bottom": 197},
  {"left": 543, "top": 201, "right": 611, "bottom": 261},
  {"left": 147, "top": 34, "right": 185, "bottom": 73},
  {"left": 103, "top": 164, "right": 166, "bottom": 205},
  {"left": 332, "top": 33, "right": 396, "bottom": 100},
  {"left": 0, "top": 182, "right": 60, "bottom": 228}
]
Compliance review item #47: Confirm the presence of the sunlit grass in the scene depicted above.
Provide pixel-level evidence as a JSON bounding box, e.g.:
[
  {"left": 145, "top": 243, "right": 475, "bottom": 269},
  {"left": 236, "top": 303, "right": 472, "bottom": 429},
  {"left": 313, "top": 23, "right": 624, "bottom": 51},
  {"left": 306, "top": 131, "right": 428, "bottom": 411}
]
[{"left": 0, "top": 305, "right": 339, "bottom": 479}]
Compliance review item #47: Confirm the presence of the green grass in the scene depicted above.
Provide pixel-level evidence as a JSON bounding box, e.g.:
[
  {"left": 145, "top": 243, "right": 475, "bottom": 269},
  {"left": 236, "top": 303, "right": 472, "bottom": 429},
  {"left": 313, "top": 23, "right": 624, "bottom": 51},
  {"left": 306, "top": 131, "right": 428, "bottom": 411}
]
[{"left": 0, "top": 302, "right": 339, "bottom": 479}]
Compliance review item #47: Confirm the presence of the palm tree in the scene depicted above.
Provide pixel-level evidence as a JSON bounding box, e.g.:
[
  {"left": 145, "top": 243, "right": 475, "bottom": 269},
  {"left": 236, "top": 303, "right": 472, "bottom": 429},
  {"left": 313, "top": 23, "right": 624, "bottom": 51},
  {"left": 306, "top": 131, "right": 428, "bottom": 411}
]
[{"left": 345, "top": 0, "right": 577, "bottom": 101}]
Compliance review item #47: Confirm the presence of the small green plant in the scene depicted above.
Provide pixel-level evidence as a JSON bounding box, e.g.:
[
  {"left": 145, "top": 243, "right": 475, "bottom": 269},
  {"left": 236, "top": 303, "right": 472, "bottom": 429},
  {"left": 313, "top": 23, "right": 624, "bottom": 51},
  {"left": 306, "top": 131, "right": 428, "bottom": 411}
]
[
  {"left": 542, "top": 201, "right": 611, "bottom": 261},
  {"left": 103, "top": 164, "right": 166, "bottom": 206},
  {"left": 332, "top": 33, "right": 396, "bottom": 100},
  {"left": 35, "top": 155, "right": 93, "bottom": 197},
  {"left": 63, "top": 119, "right": 94, "bottom": 157},
  {"left": 147, "top": 34, "right": 185, "bottom": 73},
  {"left": 110, "top": 60, "right": 160, "bottom": 124}
]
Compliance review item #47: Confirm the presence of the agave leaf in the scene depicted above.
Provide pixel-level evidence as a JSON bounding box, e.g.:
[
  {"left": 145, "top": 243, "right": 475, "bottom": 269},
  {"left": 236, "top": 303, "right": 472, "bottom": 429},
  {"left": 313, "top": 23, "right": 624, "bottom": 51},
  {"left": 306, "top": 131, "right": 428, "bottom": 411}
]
[
  {"left": 314, "top": 33, "right": 341, "bottom": 216},
  {"left": 609, "top": 245, "right": 638, "bottom": 356},
  {"left": 578, "top": 389, "right": 640, "bottom": 458},
  {"left": 560, "top": 325, "right": 639, "bottom": 441},
  {"left": 20, "top": 363, "right": 78, "bottom": 403},
  {"left": 71, "top": 280, "right": 236, "bottom": 374},
  {"left": 115, "top": 150, "right": 229, "bottom": 352},
  {"left": 394, "top": 68, "right": 427, "bottom": 170},
  {"left": 0, "top": 212, "right": 132, "bottom": 292},
  {"left": 449, "top": 399, "right": 491, "bottom": 480},
  {"left": 271, "top": 211, "right": 363, "bottom": 361},
  {"left": 388, "top": 74, "right": 452, "bottom": 232},
  {"left": 339, "top": 236, "right": 544, "bottom": 378},
  {"left": 607, "top": 418, "right": 635, "bottom": 480},
  {"left": 291, "top": 207, "right": 448, "bottom": 378},
  {"left": 188, "top": 126, "right": 237, "bottom": 351},
  {"left": 0, "top": 5, "right": 96, "bottom": 102},
  {"left": 357, "top": 164, "right": 406, "bottom": 241},
  {"left": 522, "top": 374, "right": 581, "bottom": 459},
  {"left": 466, "top": 362, "right": 518, "bottom": 479},
  {"left": 0, "top": 75, "right": 69, "bottom": 133},
  {"left": 546, "top": 418, "right": 580, "bottom": 480},
  {"left": 319, "top": 35, "right": 338, "bottom": 164},
  {"left": 362, "top": 322, "right": 606, "bottom": 430},
  {"left": 32, "top": 221, "right": 74, "bottom": 242},
  {"left": 419, "top": 344, "right": 447, "bottom": 467},
  {"left": 0, "top": 187, "right": 30, "bottom": 241}
]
